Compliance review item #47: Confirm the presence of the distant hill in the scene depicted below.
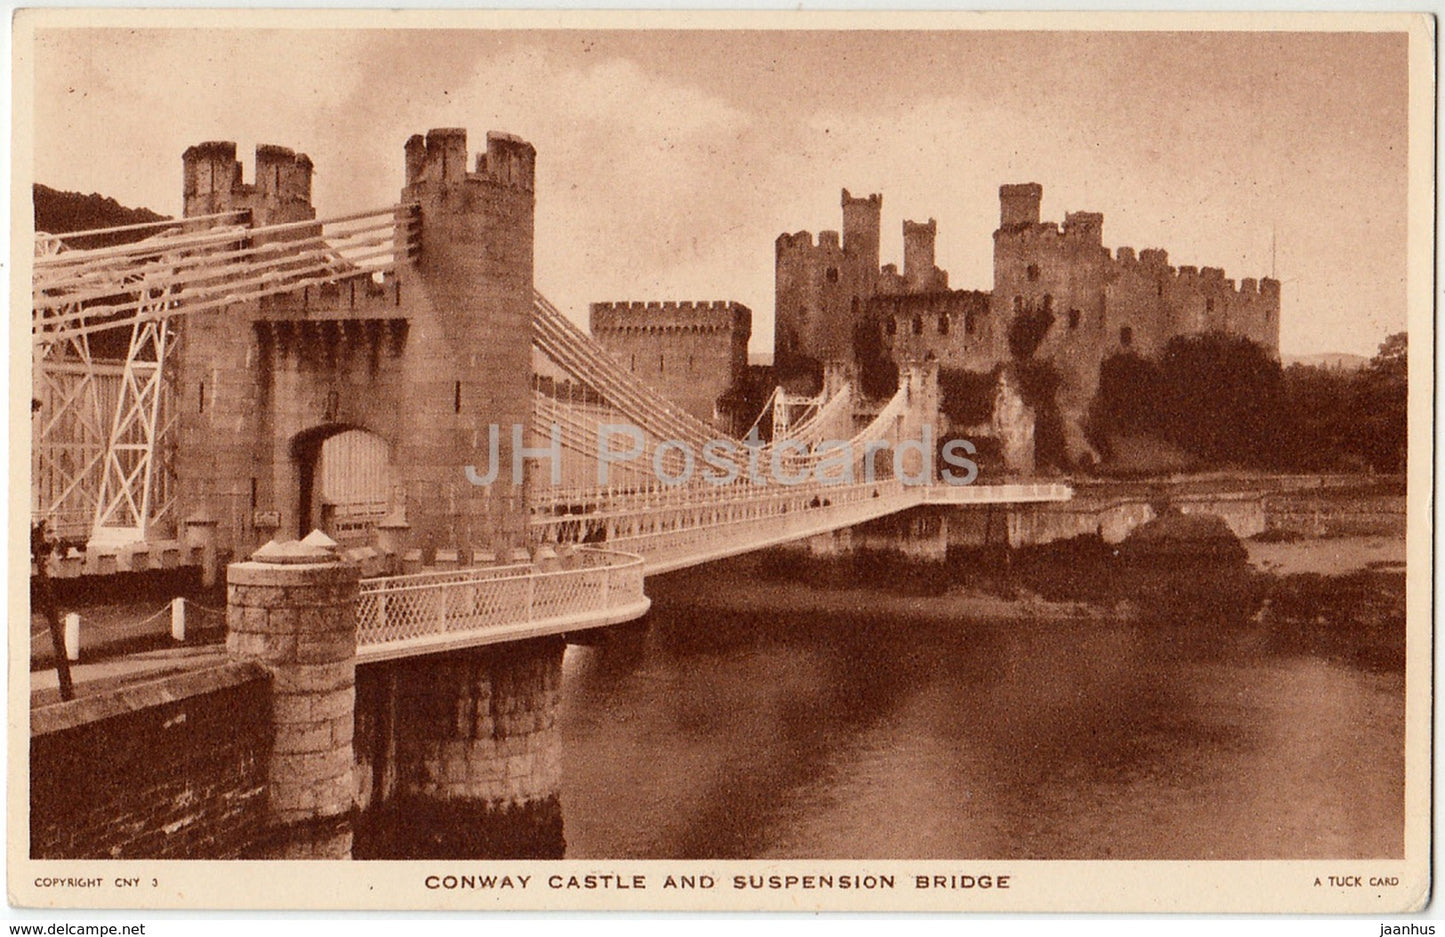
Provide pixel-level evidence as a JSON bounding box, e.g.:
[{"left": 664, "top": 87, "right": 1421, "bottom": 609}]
[
  {"left": 1282, "top": 352, "right": 1368, "bottom": 371},
  {"left": 33, "top": 184, "right": 169, "bottom": 248}
]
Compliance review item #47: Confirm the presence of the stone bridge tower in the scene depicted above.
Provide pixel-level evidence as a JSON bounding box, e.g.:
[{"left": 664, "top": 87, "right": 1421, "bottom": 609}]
[{"left": 175, "top": 130, "right": 537, "bottom": 564}]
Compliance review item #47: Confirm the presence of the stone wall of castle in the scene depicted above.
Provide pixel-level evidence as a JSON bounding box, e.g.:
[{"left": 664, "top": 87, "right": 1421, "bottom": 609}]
[
  {"left": 773, "top": 189, "right": 880, "bottom": 375},
  {"left": 991, "top": 182, "right": 1280, "bottom": 459},
  {"left": 589, "top": 301, "right": 751, "bottom": 426},
  {"left": 871, "top": 290, "right": 993, "bottom": 371}
]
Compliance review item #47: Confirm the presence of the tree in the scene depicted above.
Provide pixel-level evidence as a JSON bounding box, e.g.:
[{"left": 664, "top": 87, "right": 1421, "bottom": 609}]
[
  {"left": 852, "top": 318, "right": 899, "bottom": 400},
  {"left": 1155, "top": 332, "right": 1285, "bottom": 466},
  {"left": 1351, "top": 332, "right": 1408, "bottom": 472},
  {"left": 938, "top": 367, "right": 997, "bottom": 426},
  {"left": 1087, "top": 351, "right": 1163, "bottom": 451}
]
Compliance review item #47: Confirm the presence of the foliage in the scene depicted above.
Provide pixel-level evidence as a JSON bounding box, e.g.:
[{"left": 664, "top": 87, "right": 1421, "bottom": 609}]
[
  {"left": 1085, "top": 330, "right": 1408, "bottom": 474},
  {"left": 852, "top": 318, "right": 899, "bottom": 400},
  {"left": 1154, "top": 332, "right": 1285, "bottom": 466},
  {"left": 937, "top": 367, "right": 997, "bottom": 426},
  {"left": 1007, "top": 303, "right": 1054, "bottom": 359}
]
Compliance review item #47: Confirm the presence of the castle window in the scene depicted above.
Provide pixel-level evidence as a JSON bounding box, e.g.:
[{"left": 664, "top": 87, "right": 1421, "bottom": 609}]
[
  {"left": 965, "top": 312, "right": 975, "bottom": 335},
  {"left": 939, "top": 315, "right": 950, "bottom": 336},
  {"left": 1206, "top": 298, "right": 1215, "bottom": 313},
  {"left": 1266, "top": 308, "right": 1273, "bottom": 322},
  {"left": 659, "top": 354, "right": 665, "bottom": 374},
  {"left": 454, "top": 380, "right": 462, "bottom": 414},
  {"left": 1026, "top": 264, "right": 1040, "bottom": 282},
  {"left": 1157, "top": 282, "right": 1164, "bottom": 298},
  {"left": 885, "top": 317, "right": 897, "bottom": 336},
  {"left": 1013, "top": 296, "right": 1023, "bottom": 314},
  {"left": 826, "top": 267, "right": 839, "bottom": 283},
  {"left": 630, "top": 353, "right": 636, "bottom": 372},
  {"left": 1042, "top": 294, "right": 1053, "bottom": 316},
  {"left": 912, "top": 316, "right": 924, "bottom": 336},
  {"left": 198, "top": 382, "right": 206, "bottom": 414},
  {"left": 1068, "top": 309, "right": 1081, "bottom": 330},
  {"left": 688, "top": 354, "right": 695, "bottom": 373},
  {"left": 1120, "top": 326, "right": 1133, "bottom": 347}
]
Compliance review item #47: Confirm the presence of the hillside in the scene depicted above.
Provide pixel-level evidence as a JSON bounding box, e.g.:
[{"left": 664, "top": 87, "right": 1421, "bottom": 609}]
[
  {"left": 33, "top": 184, "right": 169, "bottom": 248},
  {"left": 1282, "top": 352, "right": 1368, "bottom": 372}
]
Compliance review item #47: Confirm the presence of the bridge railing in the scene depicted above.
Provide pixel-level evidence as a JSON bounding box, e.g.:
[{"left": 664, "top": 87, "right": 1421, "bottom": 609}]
[{"left": 354, "top": 547, "right": 647, "bottom": 661}]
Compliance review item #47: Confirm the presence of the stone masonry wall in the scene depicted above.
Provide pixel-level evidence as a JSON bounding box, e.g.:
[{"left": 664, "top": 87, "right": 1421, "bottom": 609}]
[
  {"left": 31, "top": 664, "right": 272, "bottom": 859},
  {"left": 353, "top": 636, "right": 566, "bottom": 859},
  {"left": 590, "top": 301, "right": 751, "bottom": 425}
]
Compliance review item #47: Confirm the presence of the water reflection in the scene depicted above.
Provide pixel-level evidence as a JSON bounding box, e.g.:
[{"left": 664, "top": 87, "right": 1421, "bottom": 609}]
[{"left": 558, "top": 549, "right": 1404, "bottom": 860}]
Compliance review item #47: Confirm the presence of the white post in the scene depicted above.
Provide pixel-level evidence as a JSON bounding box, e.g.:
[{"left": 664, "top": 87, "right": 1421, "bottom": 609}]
[
  {"left": 171, "top": 597, "right": 186, "bottom": 642},
  {"left": 64, "top": 613, "right": 80, "bottom": 662}
]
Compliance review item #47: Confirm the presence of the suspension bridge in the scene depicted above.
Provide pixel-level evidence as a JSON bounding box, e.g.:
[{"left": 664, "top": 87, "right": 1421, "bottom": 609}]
[{"left": 31, "top": 128, "right": 1071, "bottom": 661}]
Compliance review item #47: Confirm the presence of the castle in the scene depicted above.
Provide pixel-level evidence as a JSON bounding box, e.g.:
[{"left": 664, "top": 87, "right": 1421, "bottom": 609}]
[
  {"left": 589, "top": 300, "right": 752, "bottom": 427},
  {"left": 777, "top": 183, "right": 1281, "bottom": 461}
]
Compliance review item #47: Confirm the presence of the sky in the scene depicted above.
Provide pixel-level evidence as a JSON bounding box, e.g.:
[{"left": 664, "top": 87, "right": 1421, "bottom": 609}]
[{"left": 25, "top": 24, "right": 1412, "bottom": 358}]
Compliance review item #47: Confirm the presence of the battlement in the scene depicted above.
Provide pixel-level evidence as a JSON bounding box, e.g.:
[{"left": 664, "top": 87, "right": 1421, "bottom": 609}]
[
  {"left": 590, "top": 300, "right": 751, "bottom": 334},
  {"left": 403, "top": 128, "right": 535, "bottom": 192},
  {"left": 776, "top": 230, "right": 846, "bottom": 255},
  {"left": 182, "top": 141, "right": 314, "bottom": 223},
  {"left": 841, "top": 188, "right": 883, "bottom": 210},
  {"left": 1162, "top": 264, "right": 1278, "bottom": 300}
]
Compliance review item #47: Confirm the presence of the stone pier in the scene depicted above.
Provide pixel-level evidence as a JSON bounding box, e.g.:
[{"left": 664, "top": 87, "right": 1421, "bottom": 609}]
[
  {"left": 353, "top": 636, "right": 566, "bottom": 859},
  {"left": 226, "top": 538, "right": 360, "bottom": 858}
]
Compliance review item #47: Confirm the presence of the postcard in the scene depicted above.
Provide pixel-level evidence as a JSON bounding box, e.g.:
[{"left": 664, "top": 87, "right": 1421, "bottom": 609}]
[{"left": 10, "top": 9, "right": 1434, "bottom": 915}]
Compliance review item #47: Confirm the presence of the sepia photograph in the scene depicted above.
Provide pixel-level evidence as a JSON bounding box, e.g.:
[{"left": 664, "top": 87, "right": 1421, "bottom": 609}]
[{"left": 9, "top": 10, "right": 1434, "bottom": 917}]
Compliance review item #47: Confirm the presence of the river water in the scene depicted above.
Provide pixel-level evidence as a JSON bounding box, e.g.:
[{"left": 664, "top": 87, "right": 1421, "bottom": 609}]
[{"left": 556, "top": 546, "right": 1405, "bottom": 860}]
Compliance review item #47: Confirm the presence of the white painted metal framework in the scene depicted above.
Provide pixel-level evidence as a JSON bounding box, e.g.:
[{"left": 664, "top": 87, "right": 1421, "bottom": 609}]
[{"left": 31, "top": 205, "right": 420, "bottom": 547}]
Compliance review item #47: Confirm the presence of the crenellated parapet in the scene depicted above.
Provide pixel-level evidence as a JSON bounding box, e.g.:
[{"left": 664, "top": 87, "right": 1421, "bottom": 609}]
[
  {"left": 182, "top": 141, "right": 315, "bottom": 226},
  {"left": 590, "top": 300, "right": 751, "bottom": 335},
  {"left": 403, "top": 128, "right": 535, "bottom": 194}
]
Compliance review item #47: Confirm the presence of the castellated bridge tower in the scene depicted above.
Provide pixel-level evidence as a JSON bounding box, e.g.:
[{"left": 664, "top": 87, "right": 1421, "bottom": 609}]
[
  {"left": 183, "top": 141, "right": 316, "bottom": 227},
  {"left": 174, "top": 130, "right": 537, "bottom": 564}
]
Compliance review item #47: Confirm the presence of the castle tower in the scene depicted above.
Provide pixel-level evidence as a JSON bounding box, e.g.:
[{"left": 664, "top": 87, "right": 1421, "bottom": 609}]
[
  {"left": 903, "top": 218, "right": 939, "bottom": 292},
  {"left": 998, "top": 183, "right": 1042, "bottom": 229},
  {"left": 182, "top": 142, "right": 316, "bottom": 226},
  {"left": 401, "top": 128, "right": 537, "bottom": 550},
  {"left": 841, "top": 188, "right": 882, "bottom": 299}
]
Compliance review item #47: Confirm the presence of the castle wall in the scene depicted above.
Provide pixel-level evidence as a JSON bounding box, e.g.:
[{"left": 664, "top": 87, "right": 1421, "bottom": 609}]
[
  {"left": 176, "top": 129, "right": 537, "bottom": 563},
  {"left": 871, "top": 290, "right": 993, "bottom": 371},
  {"left": 590, "top": 300, "right": 751, "bottom": 425},
  {"left": 988, "top": 183, "right": 1280, "bottom": 461}
]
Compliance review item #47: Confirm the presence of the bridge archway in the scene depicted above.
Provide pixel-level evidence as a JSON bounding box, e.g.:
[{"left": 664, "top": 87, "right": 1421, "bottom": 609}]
[{"left": 290, "top": 424, "right": 392, "bottom": 543}]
